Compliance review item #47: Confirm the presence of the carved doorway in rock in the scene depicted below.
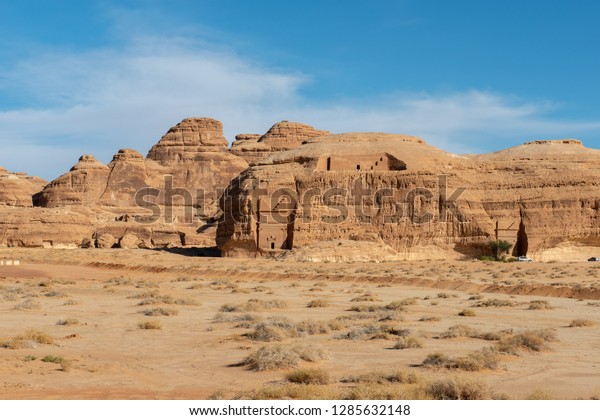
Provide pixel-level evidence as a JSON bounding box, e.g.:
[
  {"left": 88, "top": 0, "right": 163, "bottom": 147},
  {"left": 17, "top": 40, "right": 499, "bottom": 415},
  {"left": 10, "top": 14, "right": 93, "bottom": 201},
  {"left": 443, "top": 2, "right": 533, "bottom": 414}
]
[{"left": 513, "top": 220, "right": 529, "bottom": 257}]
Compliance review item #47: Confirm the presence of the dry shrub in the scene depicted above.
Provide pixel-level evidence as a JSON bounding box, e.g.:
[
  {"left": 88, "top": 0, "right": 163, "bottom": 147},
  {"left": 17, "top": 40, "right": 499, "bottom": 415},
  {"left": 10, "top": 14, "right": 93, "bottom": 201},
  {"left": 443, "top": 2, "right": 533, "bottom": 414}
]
[
  {"left": 526, "top": 389, "right": 553, "bottom": 400},
  {"left": 419, "top": 316, "right": 441, "bottom": 322},
  {"left": 295, "top": 319, "right": 342, "bottom": 335},
  {"left": 212, "top": 313, "right": 261, "bottom": 325},
  {"left": 241, "top": 344, "right": 328, "bottom": 371},
  {"left": 424, "top": 378, "right": 490, "bottom": 400},
  {"left": 496, "top": 329, "right": 556, "bottom": 354},
  {"left": 439, "top": 324, "right": 479, "bottom": 339},
  {"left": 341, "top": 384, "right": 412, "bottom": 400},
  {"left": 13, "top": 299, "right": 41, "bottom": 310},
  {"left": 241, "top": 384, "right": 335, "bottom": 400},
  {"left": 286, "top": 368, "right": 331, "bottom": 385},
  {"left": 528, "top": 300, "right": 553, "bottom": 310},
  {"left": 569, "top": 319, "right": 595, "bottom": 327},
  {"left": 139, "top": 307, "right": 179, "bottom": 316},
  {"left": 458, "top": 309, "right": 476, "bottom": 317},
  {"left": 348, "top": 301, "right": 409, "bottom": 313},
  {"left": 351, "top": 293, "right": 381, "bottom": 302},
  {"left": 2, "top": 329, "right": 54, "bottom": 349},
  {"left": 393, "top": 336, "right": 424, "bottom": 350},
  {"left": 63, "top": 299, "right": 79, "bottom": 306},
  {"left": 138, "top": 320, "right": 163, "bottom": 330},
  {"left": 220, "top": 299, "right": 287, "bottom": 312},
  {"left": 56, "top": 318, "right": 80, "bottom": 326},
  {"left": 342, "top": 370, "right": 420, "bottom": 385},
  {"left": 473, "top": 299, "right": 514, "bottom": 308},
  {"left": 422, "top": 348, "right": 498, "bottom": 371},
  {"left": 307, "top": 299, "right": 330, "bottom": 308}
]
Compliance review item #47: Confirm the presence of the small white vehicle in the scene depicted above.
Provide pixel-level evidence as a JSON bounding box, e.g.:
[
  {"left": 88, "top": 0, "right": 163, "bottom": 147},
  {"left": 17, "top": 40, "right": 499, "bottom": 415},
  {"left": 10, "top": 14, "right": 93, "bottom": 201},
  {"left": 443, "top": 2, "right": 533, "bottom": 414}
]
[{"left": 516, "top": 256, "right": 532, "bottom": 262}]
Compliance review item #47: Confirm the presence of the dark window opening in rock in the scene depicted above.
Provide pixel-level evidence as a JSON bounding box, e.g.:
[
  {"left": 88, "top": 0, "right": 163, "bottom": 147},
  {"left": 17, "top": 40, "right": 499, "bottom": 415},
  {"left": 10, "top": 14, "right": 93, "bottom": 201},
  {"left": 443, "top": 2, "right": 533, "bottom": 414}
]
[
  {"left": 513, "top": 220, "right": 528, "bottom": 257},
  {"left": 326, "top": 157, "right": 331, "bottom": 171},
  {"left": 270, "top": 242, "right": 275, "bottom": 250},
  {"left": 357, "top": 165, "right": 361, "bottom": 170}
]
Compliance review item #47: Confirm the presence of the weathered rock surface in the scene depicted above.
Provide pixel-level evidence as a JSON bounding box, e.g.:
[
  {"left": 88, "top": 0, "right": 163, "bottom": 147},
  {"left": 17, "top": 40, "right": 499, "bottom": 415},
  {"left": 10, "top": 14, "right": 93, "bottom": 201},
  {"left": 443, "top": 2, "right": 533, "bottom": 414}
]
[
  {"left": 36, "top": 155, "right": 110, "bottom": 207},
  {"left": 0, "top": 167, "right": 46, "bottom": 207},
  {"left": 217, "top": 134, "right": 600, "bottom": 260},
  {"left": 230, "top": 121, "right": 330, "bottom": 165}
]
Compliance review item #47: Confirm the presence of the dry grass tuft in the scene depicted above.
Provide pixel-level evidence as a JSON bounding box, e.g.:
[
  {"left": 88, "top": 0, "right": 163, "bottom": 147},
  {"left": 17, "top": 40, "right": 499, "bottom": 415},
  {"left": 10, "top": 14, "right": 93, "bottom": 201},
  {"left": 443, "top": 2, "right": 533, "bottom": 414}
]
[
  {"left": 458, "top": 309, "right": 476, "bottom": 317},
  {"left": 285, "top": 368, "right": 331, "bottom": 385},
  {"left": 473, "top": 299, "right": 514, "bottom": 308},
  {"left": 56, "top": 318, "right": 80, "bottom": 326},
  {"left": 342, "top": 370, "right": 420, "bottom": 385},
  {"left": 393, "top": 336, "right": 424, "bottom": 349},
  {"left": 496, "top": 329, "right": 556, "bottom": 354},
  {"left": 13, "top": 299, "right": 41, "bottom": 310},
  {"left": 569, "top": 319, "right": 595, "bottom": 327},
  {"left": 306, "top": 299, "right": 330, "bottom": 308},
  {"left": 241, "top": 344, "right": 329, "bottom": 371},
  {"left": 138, "top": 320, "right": 163, "bottom": 330},
  {"left": 2, "top": 329, "right": 54, "bottom": 349},
  {"left": 423, "top": 378, "right": 491, "bottom": 400},
  {"left": 139, "top": 307, "right": 179, "bottom": 316},
  {"left": 422, "top": 348, "right": 499, "bottom": 371},
  {"left": 528, "top": 300, "right": 554, "bottom": 310}
]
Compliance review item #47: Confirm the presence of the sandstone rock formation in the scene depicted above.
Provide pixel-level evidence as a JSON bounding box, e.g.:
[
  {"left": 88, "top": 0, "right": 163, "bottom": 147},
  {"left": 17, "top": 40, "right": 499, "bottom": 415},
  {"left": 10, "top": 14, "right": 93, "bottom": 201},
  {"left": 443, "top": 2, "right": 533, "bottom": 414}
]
[
  {"left": 36, "top": 155, "right": 110, "bottom": 207},
  {"left": 217, "top": 134, "right": 600, "bottom": 260},
  {"left": 230, "top": 121, "right": 330, "bottom": 165},
  {"left": 0, "top": 167, "right": 46, "bottom": 207}
]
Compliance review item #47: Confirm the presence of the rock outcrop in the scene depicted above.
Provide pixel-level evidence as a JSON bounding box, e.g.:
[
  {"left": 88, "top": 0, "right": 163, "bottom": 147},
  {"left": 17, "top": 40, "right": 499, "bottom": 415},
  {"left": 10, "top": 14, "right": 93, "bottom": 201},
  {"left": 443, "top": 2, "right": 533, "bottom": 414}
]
[
  {"left": 0, "top": 167, "right": 46, "bottom": 207},
  {"left": 36, "top": 155, "right": 110, "bottom": 207},
  {"left": 230, "top": 121, "right": 330, "bottom": 165},
  {"left": 217, "top": 134, "right": 600, "bottom": 260}
]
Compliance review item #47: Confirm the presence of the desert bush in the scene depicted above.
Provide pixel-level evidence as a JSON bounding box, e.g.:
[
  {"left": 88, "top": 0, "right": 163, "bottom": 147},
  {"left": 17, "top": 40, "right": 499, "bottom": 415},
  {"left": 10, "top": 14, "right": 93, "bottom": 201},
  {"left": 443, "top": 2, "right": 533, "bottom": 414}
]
[
  {"left": 63, "top": 299, "right": 79, "bottom": 306},
  {"left": 56, "top": 318, "right": 80, "bottom": 326},
  {"left": 342, "top": 370, "right": 420, "bottom": 385},
  {"left": 138, "top": 320, "right": 163, "bottom": 330},
  {"left": 496, "top": 329, "right": 556, "bottom": 354},
  {"left": 220, "top": 299, "right": 287, "bottom": 312},
  {"left": 393, "top": 336, "right": 424, "bottom": 349},
  {"left": 569, "top": 319, "right": 595, "bottom": 327},
  {"left": 336, "top": 324, "right": 385, "bottom": 340},
  {"left": 42, "top": 355, "right": 65, "bottom": 364},
  {"left": 422, "top": 348, "right": 498, "bottom": 371},
  {"left": 307, "top": 299, "right": 330, "bottom": 308},
  {"left": 2, "top": 329, "right": 54, "bottom": 349},
  {"left": 13, "top": 299, "right": 41, "bottom": 310},
  {"left": 139, "top": 308, "right": 179, "bottom": 316},
  {"left": 350, "top": 293, "right": 381, "bottom": 302},
  {"left": 473, "top": 299, "right": 514, "bottom": 308},
  {"left": 295, "top": 319, "right": 341, "bottom": 335},
  {"left": 437, "top": 293, "right": 450, "bottom": 299},
  {"left": 439, "top": 324, "right": 479, "bottom": 339},
  {"left": 419, "top": 316, "right": 441, "bottom": 322},
  {"left": 212, "top": 313, "right": 261, "bottom": 324},
  {"left": 424, "top": 378, "right": 490, "bottom": 400},
  {"left": 458, "top": 309, "right": 476, "bottom": 317},
  {"left": 528, "top": 300, "right": 553, "bottom": 310},
  {"left": 286, "top": 368, "right": 331, "bottom": 385},
  {"left": 241, "top": 344, "right": 328, "bottom": 371}
]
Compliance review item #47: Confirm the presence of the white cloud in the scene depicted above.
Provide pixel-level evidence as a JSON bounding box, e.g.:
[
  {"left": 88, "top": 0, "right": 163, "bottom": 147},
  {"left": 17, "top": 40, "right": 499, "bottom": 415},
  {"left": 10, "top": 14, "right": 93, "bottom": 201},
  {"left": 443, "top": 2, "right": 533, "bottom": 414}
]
[{"left": 1, "top": 34, "right": 600, "bottom": 180}]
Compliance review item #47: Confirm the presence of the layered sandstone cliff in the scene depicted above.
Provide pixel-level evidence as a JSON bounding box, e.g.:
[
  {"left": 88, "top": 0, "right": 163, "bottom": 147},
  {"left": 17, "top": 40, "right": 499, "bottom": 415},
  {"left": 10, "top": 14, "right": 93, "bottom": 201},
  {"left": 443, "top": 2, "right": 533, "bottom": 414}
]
[
  {"left": 230, "top": 121, "right": 330, "bottom": 165},
  {"left": 0, "top": 167, "right": 46, "bottom": 207},
  {"left": 217, "top": 134, "right": 600, "bottom": 260}
]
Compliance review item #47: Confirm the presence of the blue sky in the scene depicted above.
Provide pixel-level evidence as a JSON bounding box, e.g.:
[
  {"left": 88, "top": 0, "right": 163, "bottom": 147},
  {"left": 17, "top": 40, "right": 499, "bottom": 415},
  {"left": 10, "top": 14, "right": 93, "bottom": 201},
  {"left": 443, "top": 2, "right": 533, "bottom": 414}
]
[{"left": 1, "top": 0, "right": 600, "bottom": 179}]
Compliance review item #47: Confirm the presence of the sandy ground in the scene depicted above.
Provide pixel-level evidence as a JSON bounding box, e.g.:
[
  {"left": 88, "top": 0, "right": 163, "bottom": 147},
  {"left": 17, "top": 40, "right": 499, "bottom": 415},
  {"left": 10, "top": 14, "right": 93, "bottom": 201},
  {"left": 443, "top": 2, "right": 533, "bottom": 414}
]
[{"left": 0, "top": 248, "right": 599, "bottom": 400}]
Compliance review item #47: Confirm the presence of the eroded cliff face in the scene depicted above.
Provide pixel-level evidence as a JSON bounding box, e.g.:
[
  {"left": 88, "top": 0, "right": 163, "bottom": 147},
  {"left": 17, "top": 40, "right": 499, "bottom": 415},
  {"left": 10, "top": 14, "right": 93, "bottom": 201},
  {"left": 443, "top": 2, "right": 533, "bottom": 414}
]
[
  {"left": 7, "top": 118, "right": 249, "bottom": 249},
  {"left": 0, "top": 167, "right": 46, "bottom": 207},
  {"left": 217, "top": 135, "right": 600, "bottom": 259},
  {"left": 230, "top": 121, "right": 330, "bottom": 165}
]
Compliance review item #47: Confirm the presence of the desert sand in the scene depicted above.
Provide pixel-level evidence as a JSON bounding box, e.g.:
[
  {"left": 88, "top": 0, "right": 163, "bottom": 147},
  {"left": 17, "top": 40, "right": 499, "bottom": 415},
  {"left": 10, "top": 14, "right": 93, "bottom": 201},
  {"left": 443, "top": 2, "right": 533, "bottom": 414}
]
[{"left": 1, "top": 248, "right": 598, "bottom": 400}]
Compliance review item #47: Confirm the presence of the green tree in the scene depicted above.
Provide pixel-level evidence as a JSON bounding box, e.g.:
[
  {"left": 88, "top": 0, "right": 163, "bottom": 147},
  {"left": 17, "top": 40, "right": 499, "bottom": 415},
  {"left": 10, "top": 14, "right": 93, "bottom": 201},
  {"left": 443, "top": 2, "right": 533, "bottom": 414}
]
[{"left": 488, "top": 240, "right": 512, "bottom": 259}]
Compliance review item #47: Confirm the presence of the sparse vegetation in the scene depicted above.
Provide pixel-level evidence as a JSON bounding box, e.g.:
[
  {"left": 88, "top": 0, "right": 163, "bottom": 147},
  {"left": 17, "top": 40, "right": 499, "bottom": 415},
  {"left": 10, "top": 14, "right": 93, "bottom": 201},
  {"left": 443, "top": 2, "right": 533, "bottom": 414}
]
[
  {"left": 424, "top": 378, "right": 491, "bottom": 400},
  {"left": 138, "top": 320, "right": 163, "bottom": 330},
  {"left": 496, "top": 329, "right": 556, "bottom": 354},
  {"left": 241, "top": 344, "right": 328, "bottom": 371},
  {"left": 2, "top": 330, "right": 54, "bottom": 349},
  {"left": 285, "top": 368, "right": 331, "bottom": 385},
  {"left": 306, "top": 299, "right": 330, "bottom": 308},
  {"left": 139, "top": 307, "right": 179, "bottom": 316},
  {"left": 473, "top": 299, "right": 514, "bottom": 307},
  {"left": 393, "top": 336, "right": 424, "bottom": 349},
  {"left": 569, "top": 319, "right": 595, "bottom": 327},
  {"left": 458, "top": 309, "right": 476, "bottom": 317},
  {"left": 57, "top": 318, "right": 80, "bottom": 326},
  {"left": 528, "top": 300, "right": 553, "bottom": 310}
]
